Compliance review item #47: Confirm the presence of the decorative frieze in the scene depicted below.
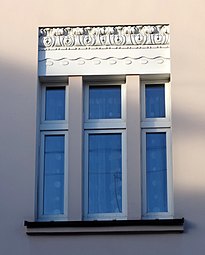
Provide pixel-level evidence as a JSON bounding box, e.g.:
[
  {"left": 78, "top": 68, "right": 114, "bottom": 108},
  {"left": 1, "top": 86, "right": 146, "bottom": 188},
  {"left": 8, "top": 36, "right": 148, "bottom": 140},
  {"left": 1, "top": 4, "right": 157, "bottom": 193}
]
[
  {"left": 39, "top": 25, "right": 170, "bottom": 50},
  {"left": 38, "top": 24, "right": 170, "bottom": 76},
  {"left": 39, "top": 56, "right": 169, "bottom": 67}
]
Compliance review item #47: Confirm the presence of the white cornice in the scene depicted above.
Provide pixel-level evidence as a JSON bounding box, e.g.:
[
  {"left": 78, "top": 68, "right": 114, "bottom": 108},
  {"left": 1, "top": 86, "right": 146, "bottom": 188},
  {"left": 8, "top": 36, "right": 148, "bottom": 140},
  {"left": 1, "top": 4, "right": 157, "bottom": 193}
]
[
  {"left": 38, "top": 24, "right": 170, "bottom": 77},
  {"left": 39, "top": 24, "right": 170, "bottom": 51}
]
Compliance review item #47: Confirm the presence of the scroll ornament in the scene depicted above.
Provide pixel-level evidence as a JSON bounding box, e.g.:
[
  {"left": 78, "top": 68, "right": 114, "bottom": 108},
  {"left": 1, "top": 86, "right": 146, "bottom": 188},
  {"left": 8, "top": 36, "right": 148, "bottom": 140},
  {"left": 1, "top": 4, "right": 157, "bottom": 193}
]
[{"left": 39, "top": 25, "right": 170, "bottom": 50}]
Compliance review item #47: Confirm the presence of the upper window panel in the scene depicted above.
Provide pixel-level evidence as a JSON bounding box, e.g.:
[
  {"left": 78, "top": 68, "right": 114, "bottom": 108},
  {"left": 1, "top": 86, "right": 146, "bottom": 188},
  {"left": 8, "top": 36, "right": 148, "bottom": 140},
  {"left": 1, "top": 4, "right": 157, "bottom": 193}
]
[
  {"left": 89, "top": 86, "right": 121, "bottom": 119},
  {"left": 45, "top": 87, "right": 65, "bottom": 121},
  {"left": 145, "top": 84, "right": 165, "bottom": 118}
]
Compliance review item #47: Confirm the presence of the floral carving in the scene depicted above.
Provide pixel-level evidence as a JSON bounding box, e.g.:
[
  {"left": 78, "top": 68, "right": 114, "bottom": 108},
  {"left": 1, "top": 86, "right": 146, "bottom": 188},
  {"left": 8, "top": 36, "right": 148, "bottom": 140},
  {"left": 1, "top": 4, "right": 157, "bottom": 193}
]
[{"left": 39, "top": 25, "right": 170, "bottom": 50}]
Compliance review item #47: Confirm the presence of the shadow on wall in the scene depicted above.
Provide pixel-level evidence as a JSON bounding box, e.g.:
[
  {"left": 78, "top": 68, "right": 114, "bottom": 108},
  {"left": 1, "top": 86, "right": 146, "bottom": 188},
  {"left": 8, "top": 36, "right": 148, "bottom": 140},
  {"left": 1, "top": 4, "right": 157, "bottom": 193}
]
[
  {"left": 1, "top": 55, "right": 205, "bottom": 184},
  {"left": 1, "top": 57, "right": 205, "bottom": 254},
  {"left": 1, "top": 55, "right": 205, "bottom": 138},
  {"left": 0, "top": 57, "right": 37, "bottom": 225},
  {"left": 0, "top": 57, "right": 37, "bottom": 124}
]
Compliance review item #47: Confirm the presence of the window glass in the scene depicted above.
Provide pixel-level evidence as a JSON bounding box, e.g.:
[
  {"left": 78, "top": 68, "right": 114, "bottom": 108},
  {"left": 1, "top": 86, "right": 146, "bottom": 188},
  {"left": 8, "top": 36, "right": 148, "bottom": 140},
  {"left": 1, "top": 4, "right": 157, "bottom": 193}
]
[
  {"left": 43, "top": 135, "right": 65, "bottom": 215},
  {"left": 89, "top": 86, "right": 121, "bottom": 119},
  {"left": 88, "top": 133, "right": 122, "bottom": 214},
  {"left": 146, "top": 132, "right": 167, "bottom": 213},
  {"left": 45, "top": 87, "right": 65, "bottom": 120},
  {"left": 145, "top": 84, "right": 165, "bottom": 118}
]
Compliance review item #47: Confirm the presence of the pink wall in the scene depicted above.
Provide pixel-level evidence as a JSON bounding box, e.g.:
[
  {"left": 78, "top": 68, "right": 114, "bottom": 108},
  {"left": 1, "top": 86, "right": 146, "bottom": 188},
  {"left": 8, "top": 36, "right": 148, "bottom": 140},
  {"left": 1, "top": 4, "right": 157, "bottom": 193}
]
[{"left": 1, "top": 0, "right": 205, "bottom": 254}]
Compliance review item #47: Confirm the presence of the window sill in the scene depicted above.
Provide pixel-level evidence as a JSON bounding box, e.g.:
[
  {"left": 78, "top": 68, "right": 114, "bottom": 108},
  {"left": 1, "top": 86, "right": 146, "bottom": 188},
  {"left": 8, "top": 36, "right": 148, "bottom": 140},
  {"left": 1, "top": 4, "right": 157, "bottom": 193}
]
[{"left": 24, "top": 218, "right": 184, "bottom": 235}]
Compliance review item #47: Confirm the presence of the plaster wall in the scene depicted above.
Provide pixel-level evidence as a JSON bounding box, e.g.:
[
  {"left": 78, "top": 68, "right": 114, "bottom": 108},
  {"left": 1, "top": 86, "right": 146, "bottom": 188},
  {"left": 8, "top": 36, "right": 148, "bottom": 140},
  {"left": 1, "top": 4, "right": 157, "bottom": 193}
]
[{"left": 0, "top": 0, "right": 205, "bottom": 254}]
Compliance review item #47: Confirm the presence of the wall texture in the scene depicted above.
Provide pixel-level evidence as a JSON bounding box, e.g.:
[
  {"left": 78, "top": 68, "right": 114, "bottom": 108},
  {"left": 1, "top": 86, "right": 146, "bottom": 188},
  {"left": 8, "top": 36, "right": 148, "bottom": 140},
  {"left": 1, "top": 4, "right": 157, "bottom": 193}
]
[{"left": 1, "top": 0, "right": 205, "bottom": 254}]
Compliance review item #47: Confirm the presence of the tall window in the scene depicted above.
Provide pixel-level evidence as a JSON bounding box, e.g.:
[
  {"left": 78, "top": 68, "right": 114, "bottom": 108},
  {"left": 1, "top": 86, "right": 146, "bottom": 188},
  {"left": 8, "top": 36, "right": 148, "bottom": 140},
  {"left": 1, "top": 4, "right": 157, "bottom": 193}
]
[
  {"left": 37, "top": 77, "right": 173, "bottom": 222},
  {"left": 83, "top": 83, "right": 127, "bottom": 220},
  {"left": 141, "top": 81, "right": 173, "bottom": 218},
  {"left": 38, "top": 85, "right": 68, "bottom": 220}
]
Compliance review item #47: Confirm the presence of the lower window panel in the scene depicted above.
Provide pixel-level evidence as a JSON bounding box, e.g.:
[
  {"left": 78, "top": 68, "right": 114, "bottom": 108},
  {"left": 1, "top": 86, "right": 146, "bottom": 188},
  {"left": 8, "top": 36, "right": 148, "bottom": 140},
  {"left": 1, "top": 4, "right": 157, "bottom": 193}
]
[
  {"left": 88, "top": 133, "right": 122, "bottom": 214},
  {"left": 142, "top": 129, "right": 172, "bottom": 218},
  {"left": 84, "top": 130, "right": 126, "bottom": 220},
  {"left": 38, "top": 131, "right": 68, "bottom": 220},
  {"left": 146, "top": 132, "right": 167, "bottom": 213},
  {"left": 43, "top": 135, "right": 65, "bottom": 215}
]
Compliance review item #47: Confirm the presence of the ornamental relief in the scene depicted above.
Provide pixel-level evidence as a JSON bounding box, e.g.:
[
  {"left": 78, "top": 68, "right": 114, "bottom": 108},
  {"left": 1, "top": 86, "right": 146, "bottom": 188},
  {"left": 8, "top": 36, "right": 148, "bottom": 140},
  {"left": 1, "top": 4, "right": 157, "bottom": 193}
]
[
  {"left": 39, "top": 56, "right": 169, "bottom": 67},
  {"left": 39, "top": 25, "right": 170, "bottom": 50}
]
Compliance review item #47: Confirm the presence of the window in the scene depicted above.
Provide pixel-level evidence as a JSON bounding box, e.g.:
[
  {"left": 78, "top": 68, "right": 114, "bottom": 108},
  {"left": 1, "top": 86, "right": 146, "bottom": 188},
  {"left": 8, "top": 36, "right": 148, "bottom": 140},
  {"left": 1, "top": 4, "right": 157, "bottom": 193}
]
[
  {"left": 37, "top": 77, "right": 173, "bottom": 222},
  {"left": 32, "top": 24, "right": 180, "bottom": 232},
  {"left": 38, "top": 85, "right": 69, "bottom": 220},
  {"left": 83, "top": 83, "right": 127, "bottom": 220},
  {"left": 141, "top": 81, "right": 173, "bottom": 219}
]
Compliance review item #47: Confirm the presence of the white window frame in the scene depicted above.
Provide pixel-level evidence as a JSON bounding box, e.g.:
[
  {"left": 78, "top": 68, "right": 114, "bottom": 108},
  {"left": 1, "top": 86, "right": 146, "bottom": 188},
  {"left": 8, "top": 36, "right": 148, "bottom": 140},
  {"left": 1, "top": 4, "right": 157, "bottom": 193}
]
[
  {"left": 141, "top": 128, "right": 173, "bottom": 219},
  {"left": 40, "top": 85, "right": 69, "bottom": 131},
  {"left": 141, "top": 81, "right": 171, "bottom": 128},
  {"left": 83, "top": 129, "right": 127, "bottom": 220},
  {"left": 83, "top": 81, "right": 127, "bottom": 220},
  {"left": 141, "top": 80, "right": 173, "bottom": 219},
  {"left": 84, "top": 83, "right": 126, "bottom": 130},
  {"left": 37, "top": 77, "right": 173, "bottom": 222},
  {"left": 38, "top": 131, "right": 69, "bottom": 221},
  {"left": 37, "top": 83, "right": 69, "bottom": 221}
]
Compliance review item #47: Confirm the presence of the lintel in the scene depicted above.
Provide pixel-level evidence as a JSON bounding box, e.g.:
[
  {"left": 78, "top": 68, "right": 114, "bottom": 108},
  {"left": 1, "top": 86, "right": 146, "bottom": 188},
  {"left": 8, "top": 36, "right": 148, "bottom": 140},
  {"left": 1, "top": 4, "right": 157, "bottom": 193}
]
[{"left": 38, "top": 24, "right": 170, "bottom": 77}]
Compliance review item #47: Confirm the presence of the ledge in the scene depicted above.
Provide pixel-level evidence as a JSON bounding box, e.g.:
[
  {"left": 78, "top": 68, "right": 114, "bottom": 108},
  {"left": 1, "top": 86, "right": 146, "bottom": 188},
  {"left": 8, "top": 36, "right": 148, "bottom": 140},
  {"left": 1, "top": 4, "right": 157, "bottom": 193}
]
[{"left": 24, "top": 218, "right": 184, "bottom": 235}]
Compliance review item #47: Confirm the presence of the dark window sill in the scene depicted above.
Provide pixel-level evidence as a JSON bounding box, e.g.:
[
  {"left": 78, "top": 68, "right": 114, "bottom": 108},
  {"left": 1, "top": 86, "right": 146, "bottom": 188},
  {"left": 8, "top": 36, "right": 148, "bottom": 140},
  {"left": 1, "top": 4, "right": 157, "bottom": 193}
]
[{"left": 24, "top": 218, "right": 184, "bottom": 235}]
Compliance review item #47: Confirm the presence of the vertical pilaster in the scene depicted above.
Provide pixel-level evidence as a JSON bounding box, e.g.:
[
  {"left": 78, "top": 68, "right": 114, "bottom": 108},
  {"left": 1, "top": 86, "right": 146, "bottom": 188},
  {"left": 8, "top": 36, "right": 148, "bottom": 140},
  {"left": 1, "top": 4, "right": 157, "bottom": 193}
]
[
  {"left": 68, "top": 76, "right": 83, "bottom": 220},
  {"left": 126, "top": 75, "right": 141, "bottom": 219}
]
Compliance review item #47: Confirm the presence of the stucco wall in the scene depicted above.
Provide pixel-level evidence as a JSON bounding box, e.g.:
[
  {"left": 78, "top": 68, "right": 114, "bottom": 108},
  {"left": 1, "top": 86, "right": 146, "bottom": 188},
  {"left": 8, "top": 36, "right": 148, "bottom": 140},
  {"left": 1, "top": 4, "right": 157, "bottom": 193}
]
[{"left": 1, "top": 0, "right": 205, "bottom": 254}]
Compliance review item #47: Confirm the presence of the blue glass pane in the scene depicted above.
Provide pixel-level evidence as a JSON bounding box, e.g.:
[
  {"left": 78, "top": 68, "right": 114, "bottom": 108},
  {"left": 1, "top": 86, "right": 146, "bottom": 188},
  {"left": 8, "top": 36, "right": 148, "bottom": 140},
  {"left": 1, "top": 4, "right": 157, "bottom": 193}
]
[
  {"left": 89, "top": 86, "right": 121, "bottom": 119},
  {"left": 45, "top": 87, "right": 65, "bottom": 120},
  {"left": 88, "top": 133, "right": 122, "bottom": 214},
  {"left": 43, "top": 135, "right": 64, "bottom": 215},
  {"left": 146, "top": 133, "right": 167, "bottom": 213},
  {"left": 145, "top": 84, "right": 165, "bottom": 118}
]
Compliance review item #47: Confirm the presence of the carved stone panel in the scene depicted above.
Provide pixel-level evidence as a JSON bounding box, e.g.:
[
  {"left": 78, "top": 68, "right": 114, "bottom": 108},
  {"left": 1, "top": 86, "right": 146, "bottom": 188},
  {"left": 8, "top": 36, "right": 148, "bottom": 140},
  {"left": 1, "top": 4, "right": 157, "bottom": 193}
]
[{"left": 38, "top": 24, "right": 170, "bottom": 77}]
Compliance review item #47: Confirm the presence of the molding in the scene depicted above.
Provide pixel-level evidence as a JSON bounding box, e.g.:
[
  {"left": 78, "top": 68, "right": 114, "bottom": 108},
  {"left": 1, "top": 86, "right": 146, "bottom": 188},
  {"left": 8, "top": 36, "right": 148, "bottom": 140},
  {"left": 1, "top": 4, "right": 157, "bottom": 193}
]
[
  {"left": 38, "top": 24, "right": 170, "bottom": 76},
  {"left": 39, "top": 25, "right": 170, "bottom": 50},
  {"left": 39, "top": 56, "right": 170, "bottom": 67}
]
